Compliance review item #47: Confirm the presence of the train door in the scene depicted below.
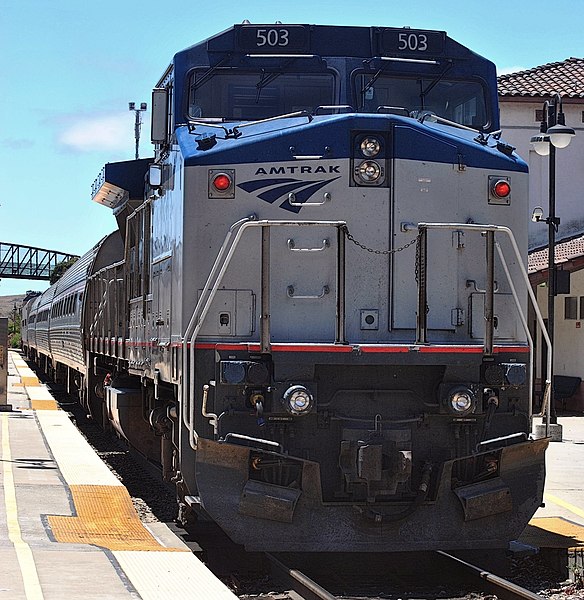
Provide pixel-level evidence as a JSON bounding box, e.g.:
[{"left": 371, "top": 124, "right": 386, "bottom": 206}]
[
  {"left": 391, "top": 135, "right": 461, "bottom": 334},
  {"left": 269, "top": 226, "right": 338, "bottom": 342}
]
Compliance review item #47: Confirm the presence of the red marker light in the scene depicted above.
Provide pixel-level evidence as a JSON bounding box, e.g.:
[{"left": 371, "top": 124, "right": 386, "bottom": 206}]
[
  {"left": 213, "top": 173, "right": 232, "bottom": 191},
  {"left": 493, "top": 180, "right": 511, "bottom": 198}
]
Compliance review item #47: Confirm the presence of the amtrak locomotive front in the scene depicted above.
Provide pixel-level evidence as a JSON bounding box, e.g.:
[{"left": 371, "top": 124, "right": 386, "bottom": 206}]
[{"left": 22, "top": 24, "right": 549, "bottom": 552}]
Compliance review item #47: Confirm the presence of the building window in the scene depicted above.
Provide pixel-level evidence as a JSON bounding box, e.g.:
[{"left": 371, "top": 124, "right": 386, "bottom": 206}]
[
  {"left": 536, "top": 109, "right": 544, "bottom": 122},
  {"left": 565, "top": 296, "right": 578, "bottom": 319},
  {"left": 580, "top": 296, "right": 584, "bottom": 319}
]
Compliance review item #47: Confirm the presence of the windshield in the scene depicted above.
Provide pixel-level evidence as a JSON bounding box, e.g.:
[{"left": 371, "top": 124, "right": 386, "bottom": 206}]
[
  {"left": 188, "top": 70, "right": 335, "bottom": 121},
  {"left": 355, "top": 74, "right": 488, "bottom": 129}
]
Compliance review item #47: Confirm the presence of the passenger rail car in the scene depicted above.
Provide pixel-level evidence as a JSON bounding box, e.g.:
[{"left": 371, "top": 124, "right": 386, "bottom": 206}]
[{"left": 23, "top": 24, "right": 549, "bottom": 552}]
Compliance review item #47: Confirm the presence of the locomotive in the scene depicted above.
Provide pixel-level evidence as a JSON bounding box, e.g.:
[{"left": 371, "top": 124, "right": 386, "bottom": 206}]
[{"left": 22, "top": 24, "right": 549, "bottom": 552}]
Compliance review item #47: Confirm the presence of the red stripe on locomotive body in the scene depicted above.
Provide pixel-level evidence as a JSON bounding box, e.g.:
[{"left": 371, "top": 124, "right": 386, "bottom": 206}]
[
  {"left": 418, "top": 345, "right": 529, "bottom": 354},
  {"left": 358, "top": 345, "right": 410, "bottom": 353},
  {"left": 189, "top": 342, "right": 529, "bottom": 354}
]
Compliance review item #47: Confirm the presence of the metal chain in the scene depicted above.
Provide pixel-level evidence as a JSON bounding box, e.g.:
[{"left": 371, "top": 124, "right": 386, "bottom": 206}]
[{"left": 341, "top": 224, "right": 420, "bottom": 256}]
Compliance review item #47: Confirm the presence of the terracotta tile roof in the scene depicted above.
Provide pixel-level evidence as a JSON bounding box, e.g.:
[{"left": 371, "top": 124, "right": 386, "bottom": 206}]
[
  {"left": 498, "top": 58, "right": 584, "bottom": 98},
  {"left": 528, "top": 235, "right": 584, "bottom": 274}
]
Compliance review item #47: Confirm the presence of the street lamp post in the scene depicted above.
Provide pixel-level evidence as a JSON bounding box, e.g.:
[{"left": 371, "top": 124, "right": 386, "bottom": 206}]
[
  {"left": 530, "top": 92, "right": 575, "bottom": 436},
  {"left": 128, "top": 102, "right": 148, "bottom": 160}
]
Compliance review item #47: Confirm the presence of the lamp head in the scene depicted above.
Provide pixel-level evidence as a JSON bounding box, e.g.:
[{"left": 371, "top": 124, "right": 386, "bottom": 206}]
[
  {"left": 547, "top": 122, "right": 575, "bottom": 148},
  {"left": 530, "top": 134, "right": 550, "bottom": 156},
  {"left": 531, "top": 206, "right": 545, "bottom": 222}
]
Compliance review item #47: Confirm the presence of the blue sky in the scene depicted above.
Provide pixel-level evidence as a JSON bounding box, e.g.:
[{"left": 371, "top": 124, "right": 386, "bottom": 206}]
[{"left": 1, "top": 0, "right": 582, "bottom": 295}]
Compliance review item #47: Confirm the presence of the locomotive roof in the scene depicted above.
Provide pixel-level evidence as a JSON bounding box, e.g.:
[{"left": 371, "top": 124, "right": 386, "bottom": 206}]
[
  {"left": 173, "top": 23, "right": 489, "bottom": 62},
  {"left": 165, "top": 24, "right": 498, "bottom": 129}
]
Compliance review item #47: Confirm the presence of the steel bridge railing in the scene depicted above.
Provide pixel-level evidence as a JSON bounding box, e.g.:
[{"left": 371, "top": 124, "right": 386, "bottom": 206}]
[{"left": 0, "top": 242, "right": 79, "bottom": 280}]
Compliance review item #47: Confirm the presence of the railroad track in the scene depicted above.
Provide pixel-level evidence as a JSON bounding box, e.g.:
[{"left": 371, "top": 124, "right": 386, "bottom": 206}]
[{"left": 264, "top": 550, "right": 545, "bottom": 600}]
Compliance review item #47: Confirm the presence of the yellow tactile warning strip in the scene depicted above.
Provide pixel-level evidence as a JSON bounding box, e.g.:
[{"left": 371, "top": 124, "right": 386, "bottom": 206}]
[
  {"left": 25, "top": 386, "right": 59, "bottom": 410},
  {"left": 48, "top": 485, "right": 186, "bottom": 552},
  {"left": 11, "top": 354, "right": 41, "bottom": 387},
  {"left": 521, "top": 517, "right": 584, "bottom": 549},
  {"left": 10, "top": 355, "right": 58, "bottom": 410},
  {"left": 29, "top": 399, "right": 59, "bottom": 411}
]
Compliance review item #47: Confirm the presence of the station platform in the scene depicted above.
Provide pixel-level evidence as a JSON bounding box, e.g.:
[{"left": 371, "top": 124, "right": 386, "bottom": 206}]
[
  {"left": 519, "top": 417, "right": 584, "bottom": 553},
  {"left": 0, "top": 350, "right": 237, "bottom": 600}
]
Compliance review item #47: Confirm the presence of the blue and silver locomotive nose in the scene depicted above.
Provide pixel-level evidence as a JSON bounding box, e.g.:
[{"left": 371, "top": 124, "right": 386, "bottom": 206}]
[{"left": 21, "top": 22, "right": 547, "bottom": 554}]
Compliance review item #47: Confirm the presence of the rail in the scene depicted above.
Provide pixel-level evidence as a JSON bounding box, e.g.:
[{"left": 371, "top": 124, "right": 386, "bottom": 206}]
[
  {"left": 416, "top": 223, "right": 552, "bottom": 434},
  {"left": 436, "top": 551, "right": 544, "bottom": 600},
  {"left": 265, "top": 553, "right": 337, "bottom": 600}
]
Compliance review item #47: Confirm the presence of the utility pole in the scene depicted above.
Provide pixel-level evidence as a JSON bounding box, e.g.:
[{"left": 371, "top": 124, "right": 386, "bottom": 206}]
[{"left": 128, "top": 102, "right": 147, "bottom": 160}]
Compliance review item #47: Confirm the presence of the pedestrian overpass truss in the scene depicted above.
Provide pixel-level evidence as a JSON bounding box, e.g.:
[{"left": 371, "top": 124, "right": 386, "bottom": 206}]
[{"left": 0, "top": 243, "right": 79, "bottom": 281}]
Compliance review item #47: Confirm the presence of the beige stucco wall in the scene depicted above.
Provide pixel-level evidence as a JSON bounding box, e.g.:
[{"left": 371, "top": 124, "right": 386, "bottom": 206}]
[
  {"left": 500, "top": 98, "right": 584, "bottom": 388},
  {"left": 536, "top": 269, "right": 584, "bottom": 378},
  {"left": 499, "top": 100, "right": 584, "bottom": 251}
]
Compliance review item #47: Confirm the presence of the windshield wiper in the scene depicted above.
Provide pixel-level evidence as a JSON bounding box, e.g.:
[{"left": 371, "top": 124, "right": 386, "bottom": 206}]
[
  {"left": 360, "top": 69, "right": 383, "bottom": 96},
  {"left": 418, "top": 111, "right": 479, "bottom": 134},
  {"left": 418, "top": 59, "right": 453, "bottom": 108},
  {"left": 192, "top": 54, "right": 233, "bottom": 91},
  {"left": 188, "top": 110, "right": 313, "bottom": 140},
  {"left": 255, "top": 69, "right": 284, "bottom": 103}
]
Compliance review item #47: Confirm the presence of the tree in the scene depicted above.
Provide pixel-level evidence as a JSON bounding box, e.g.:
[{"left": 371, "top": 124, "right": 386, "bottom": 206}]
[
  {"left": 8, "top": 304, "right": 21, "bottom": 348},
  {"left": 50, "top": 257, "right": 78, "bottom": 284}
]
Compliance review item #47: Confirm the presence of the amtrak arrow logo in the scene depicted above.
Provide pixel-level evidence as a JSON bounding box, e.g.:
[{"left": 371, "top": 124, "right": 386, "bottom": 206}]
[{"left": 237, "top": 176, "right": 340, "bottom": 213}]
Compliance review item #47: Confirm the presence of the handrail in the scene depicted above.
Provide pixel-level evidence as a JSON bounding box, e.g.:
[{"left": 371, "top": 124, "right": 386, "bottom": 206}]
[
  {"left": 89, "top": 276, "right": 123, "bottom": 340},
  {"left": 416, "top": 222, "right": 552, "bottom": 435},
  {"left": 495, "top": 241, "right": 535, "bottom": 419},
  {"left": 182, "top": 218, "right": 346, "bottom": 450},
  {"left": 287, "top": 238, "right": 330, "bottom": 252},
  {"left": 87, "top": 261, "right": 127, "bottom": 352},
  {"left": 180, "top": 215, "right": 257, "bottom": 441},
  {"left": 288, "top": 192, "right": 330, "bottom": 206},
  {"left": 87, "top": 259, "right": 125, "bottom": 280},
  {"left": 181, "top": 218, "right": 548, "bottom": 450},
  {"left": 287, "top": 284, "right": 329, "bottom": 299}
]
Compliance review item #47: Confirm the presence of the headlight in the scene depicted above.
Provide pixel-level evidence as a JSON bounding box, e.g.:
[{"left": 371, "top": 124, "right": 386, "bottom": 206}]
[
  {"left": 360, "top": 137, "right": 382, "bottom": 158},
  {"left": 220, "top": 361, "right": 270, "bottom": 385},
  {"left": 283, "top": 385, "right": 314, "bottom": 416},
  {"left": 221, "top": 361, "right": 247, "bottom": 384},
  {"left": 355, "top": 160, "right": 382, "bottom": 184},
  {"left": 448, "top": 386, "right": 476, "bottom": 415},
  {"left": 504, "top": 363, "right": 527, "bottom": 386}
]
